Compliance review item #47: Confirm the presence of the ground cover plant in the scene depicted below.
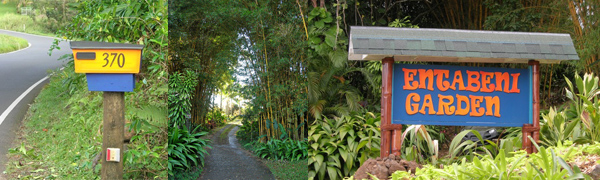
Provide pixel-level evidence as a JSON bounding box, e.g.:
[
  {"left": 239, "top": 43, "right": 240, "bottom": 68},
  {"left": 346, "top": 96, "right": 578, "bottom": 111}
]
[{"left": 0, "top": 34, "right": 28, "bottom": 53}]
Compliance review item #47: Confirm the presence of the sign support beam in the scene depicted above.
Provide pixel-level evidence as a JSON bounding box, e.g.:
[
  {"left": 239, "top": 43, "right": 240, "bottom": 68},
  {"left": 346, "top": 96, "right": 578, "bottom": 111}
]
[
  {"left": 522, "top": 60, "right": 540, "bottom": 153},
  {"left": 101, "top": 92, "right": 124, "bottom": 179},
  {"left": 381, "top": 57, "right": 402, "bottom": 157}
]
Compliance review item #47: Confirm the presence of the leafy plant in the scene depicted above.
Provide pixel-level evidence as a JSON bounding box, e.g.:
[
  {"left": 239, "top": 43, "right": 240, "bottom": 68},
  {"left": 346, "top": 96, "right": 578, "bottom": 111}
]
[
  {"left": 388, "top": 141, "right": 591, "bottom": 180},
  {"left": 168, "top": 70, "right": 198, "bottom": 129},
  {"left": 564, "top": 73, "right": 600, "bottom": 143},
  {"left": 167, "top": 126, "right": 210, "bottom": 176},
  {"left": 250, "top": 139, "right": 308, "bottom": 161},
  {"left": 399, "top": 125, "right": 439, "bottom": 164},
  {"left": 308, "top": 112, "right": 380, "bottom": 180},
  {"left": 540, "top": 107, "right": 578, "bottom": 147}
]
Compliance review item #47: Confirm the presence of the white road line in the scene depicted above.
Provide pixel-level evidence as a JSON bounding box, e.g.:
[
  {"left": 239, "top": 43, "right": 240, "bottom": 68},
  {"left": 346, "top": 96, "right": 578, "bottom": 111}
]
[
  {"left": 0, "top": 76, "right": 49, "bottom": 126},
  {"left": 0, "top": 67, "right": 64, "bottom": 126}
]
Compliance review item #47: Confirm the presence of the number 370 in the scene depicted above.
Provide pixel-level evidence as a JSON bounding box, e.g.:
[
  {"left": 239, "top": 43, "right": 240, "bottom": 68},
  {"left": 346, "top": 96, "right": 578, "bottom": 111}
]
[{"left": 102, "top": 53, "right": 125, "bottom": 68}]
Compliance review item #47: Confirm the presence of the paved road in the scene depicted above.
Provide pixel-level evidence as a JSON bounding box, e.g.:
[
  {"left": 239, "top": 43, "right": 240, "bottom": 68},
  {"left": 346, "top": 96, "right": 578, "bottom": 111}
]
[
  {"left": 199, "top": 124, "right": 275, "bottom": 180},
  {"left": 0, "top": 30, "right": 69, "bottom": 173}
]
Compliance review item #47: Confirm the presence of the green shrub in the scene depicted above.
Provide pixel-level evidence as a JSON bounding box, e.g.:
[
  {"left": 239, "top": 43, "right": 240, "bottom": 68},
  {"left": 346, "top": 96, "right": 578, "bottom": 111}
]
[
  {"left": 206, "top": 109, "right": 227, "bottom": 129},
  {"left": 249, "top": 139, "right": 308, "bottom": 161},
  {"left": 237, "top": 118, "right": 260, "bottom": 144},
  {"left": 308, "top": 112, "right": 380, "bottom": 180},
  {"left": 167, "top": 127, "right": 210, "bottom": 177}
]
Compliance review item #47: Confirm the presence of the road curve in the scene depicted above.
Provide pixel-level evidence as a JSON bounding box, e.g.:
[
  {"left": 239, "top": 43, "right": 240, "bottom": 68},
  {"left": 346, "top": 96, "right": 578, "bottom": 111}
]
[{"left": 0, "top": 29, "right": 69, "bottom": 173}]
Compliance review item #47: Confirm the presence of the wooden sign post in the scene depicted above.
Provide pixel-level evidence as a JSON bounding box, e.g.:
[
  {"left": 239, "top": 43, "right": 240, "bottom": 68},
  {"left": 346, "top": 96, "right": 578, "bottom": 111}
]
[
  {"left": 70, "top": 41, "right": 143, "bottom": 179},
  {"left": 348, "top": 26, "right": 579, "bottom": 157}
]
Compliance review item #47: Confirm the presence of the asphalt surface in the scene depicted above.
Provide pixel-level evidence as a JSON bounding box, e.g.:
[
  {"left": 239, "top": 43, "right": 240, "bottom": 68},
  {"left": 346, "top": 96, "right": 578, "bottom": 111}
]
[
  {"left": 0, "top": 30, "right": 69, "bottom": 173},
  {"left": 199, "top": 124, "right": 275, "bottom": 180}
]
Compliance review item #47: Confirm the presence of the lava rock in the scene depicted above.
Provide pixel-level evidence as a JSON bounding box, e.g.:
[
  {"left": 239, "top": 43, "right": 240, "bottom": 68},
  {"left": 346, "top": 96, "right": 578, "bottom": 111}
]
[{"left": 353, "top": 154, "right": 422, "bottom": 180}]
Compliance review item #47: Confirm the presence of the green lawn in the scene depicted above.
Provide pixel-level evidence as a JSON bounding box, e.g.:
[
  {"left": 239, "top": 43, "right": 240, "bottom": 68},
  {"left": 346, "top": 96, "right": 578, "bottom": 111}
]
[{"left": 0, "top": 34, "right": 28, "bottom": 53}]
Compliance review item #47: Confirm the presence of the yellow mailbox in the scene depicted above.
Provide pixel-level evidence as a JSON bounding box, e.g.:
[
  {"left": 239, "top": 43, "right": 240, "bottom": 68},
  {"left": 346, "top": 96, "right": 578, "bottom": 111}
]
[{"left": 70, "top": 41, "right": 144, "bottom": 73}]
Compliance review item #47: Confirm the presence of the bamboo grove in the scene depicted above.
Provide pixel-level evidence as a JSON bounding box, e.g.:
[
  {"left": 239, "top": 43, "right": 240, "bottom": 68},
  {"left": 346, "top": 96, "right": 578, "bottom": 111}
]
[
  {"left": 240, "top": 0, "right": 308, "bottom": 141},
  {"left": 168, "top": 0, "right": 308, "bottom": 140}
]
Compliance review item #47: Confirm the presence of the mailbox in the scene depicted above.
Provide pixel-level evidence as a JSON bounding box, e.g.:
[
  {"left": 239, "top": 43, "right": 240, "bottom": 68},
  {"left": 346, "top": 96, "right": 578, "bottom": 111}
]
[
  {"left": 70, "top": 41, "right": 143, "bottom": 74},
  {"left": 70, "top": 41, "right": 144, "bottom": 92}
]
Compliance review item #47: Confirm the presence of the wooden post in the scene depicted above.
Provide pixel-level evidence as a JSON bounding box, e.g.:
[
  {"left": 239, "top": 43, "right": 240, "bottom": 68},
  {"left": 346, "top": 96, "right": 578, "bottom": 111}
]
[
  {"left": 380, "top": 57, "right": 393, "bottom": 157},
  {"left": 102, "top": 92, "right": 124, "bottom": 179},
  {"left": 522, "top": 60, "right": 540, "bottom": 154},
  {"left": 381, "top": 57, "right": 401, "bottom": 157},
  {"left": 529, "top": 60, "right": 540, "bottom": 153}
]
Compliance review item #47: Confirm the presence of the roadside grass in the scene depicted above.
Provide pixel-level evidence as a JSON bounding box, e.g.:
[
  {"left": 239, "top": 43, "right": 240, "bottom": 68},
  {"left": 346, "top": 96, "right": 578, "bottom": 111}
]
[
  {"left": 0, "top": 14, "right": 53, "bottom": 36},
  {"left": 264, "top": 159, "right": 307, "bottom": 180},
  {"left": 0, "top": 34, "right": 28, "bottom": 53},
  {"left": 0, "top": 2, "right": 53, "bottom": 36},
  {"left": 0, "top": 1, "right": 17, "bottom": 15},
  {"left": 4, "top": 66, "right": 168, "bottom": 179},
  {"left": 4, "top": 70, "right": 99, "bottom": 179}
]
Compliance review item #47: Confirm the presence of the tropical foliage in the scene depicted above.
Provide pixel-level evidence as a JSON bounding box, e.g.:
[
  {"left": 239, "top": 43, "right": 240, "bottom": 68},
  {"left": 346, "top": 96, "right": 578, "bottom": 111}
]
[
  {"left": 167, "top": 127, "right": 210, "bottom": 175},
  {"left": 308, "top": 112, "right": 381, "bottom": 180},
  {"left": 386, "top": 141, "right": 595, "bottom": 180},
  {"left": 247, "top": 139, "right": 308, "bottom": 161},
  {"left": 540, "top": 72, "right": 600, "bottom": 146}
]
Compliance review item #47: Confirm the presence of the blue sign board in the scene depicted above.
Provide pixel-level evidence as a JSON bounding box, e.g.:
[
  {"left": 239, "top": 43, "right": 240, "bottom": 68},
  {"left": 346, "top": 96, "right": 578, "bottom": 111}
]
[
  {"left": 86, "top": 73, "right": 135, "bottom": 92},
  {"left": 392, "top": 64, "right": 531, "bottom": 127}
]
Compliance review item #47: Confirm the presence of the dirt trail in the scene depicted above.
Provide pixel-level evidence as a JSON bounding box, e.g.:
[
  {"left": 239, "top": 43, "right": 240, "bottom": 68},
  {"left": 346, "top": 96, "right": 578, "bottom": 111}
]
[{"left": 199, "top": 124, "right": 275, "bottom": 180}]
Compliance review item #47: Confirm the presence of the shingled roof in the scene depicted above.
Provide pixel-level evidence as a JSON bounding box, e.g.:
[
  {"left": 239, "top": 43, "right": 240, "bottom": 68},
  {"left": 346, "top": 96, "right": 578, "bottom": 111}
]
[{"left": 348, "top": 26, "right": 579, "bottom": 64}]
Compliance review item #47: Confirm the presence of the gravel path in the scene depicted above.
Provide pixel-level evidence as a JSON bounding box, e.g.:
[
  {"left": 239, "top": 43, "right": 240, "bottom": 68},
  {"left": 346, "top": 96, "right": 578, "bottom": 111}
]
[{"left": 199, "top": 124, "right": 275, "bottom": 180}]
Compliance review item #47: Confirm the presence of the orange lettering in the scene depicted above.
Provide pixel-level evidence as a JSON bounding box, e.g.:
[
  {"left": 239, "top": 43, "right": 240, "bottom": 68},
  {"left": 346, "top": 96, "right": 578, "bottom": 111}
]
[
  {"left": 466, "top": 70, "right": 481, "bottom": 92},
  {"left": 403, "top": 68, "right": 418, "bottom": 90},
  {"left": 406, "top": 93, "right": 420, "bottom": 115},
  {"left": 495, "top": 72, "right": 511, "bottom": 93},
  {"left": 480, "top": 71, "right": 495, "bottom": 92},
  {"left": 469, "top": 95, "right": 485, "bottom": 116},
  {"left": 485, "top": 96, "right": 501, "bottom": 117},
  {"left": 419, "top": 94, "right": 436, "bottom": 115},
  {"left": 455, "top": 94, "right": 469, "bottom": 115},
  {"left": 418, "top": 69, "right": 434, "bottom": 91},
  {"left": 450, "top": 70, "right": 466, "bottom": 91},
  {"left": 437, "top": 94, "right": 455, "bottom": 115},
  {"left": 434, "top": 69, "right": 451, "bottom": 91},
  {"left": 508, "top": 73, "right": 521, "bottom": 93}
]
